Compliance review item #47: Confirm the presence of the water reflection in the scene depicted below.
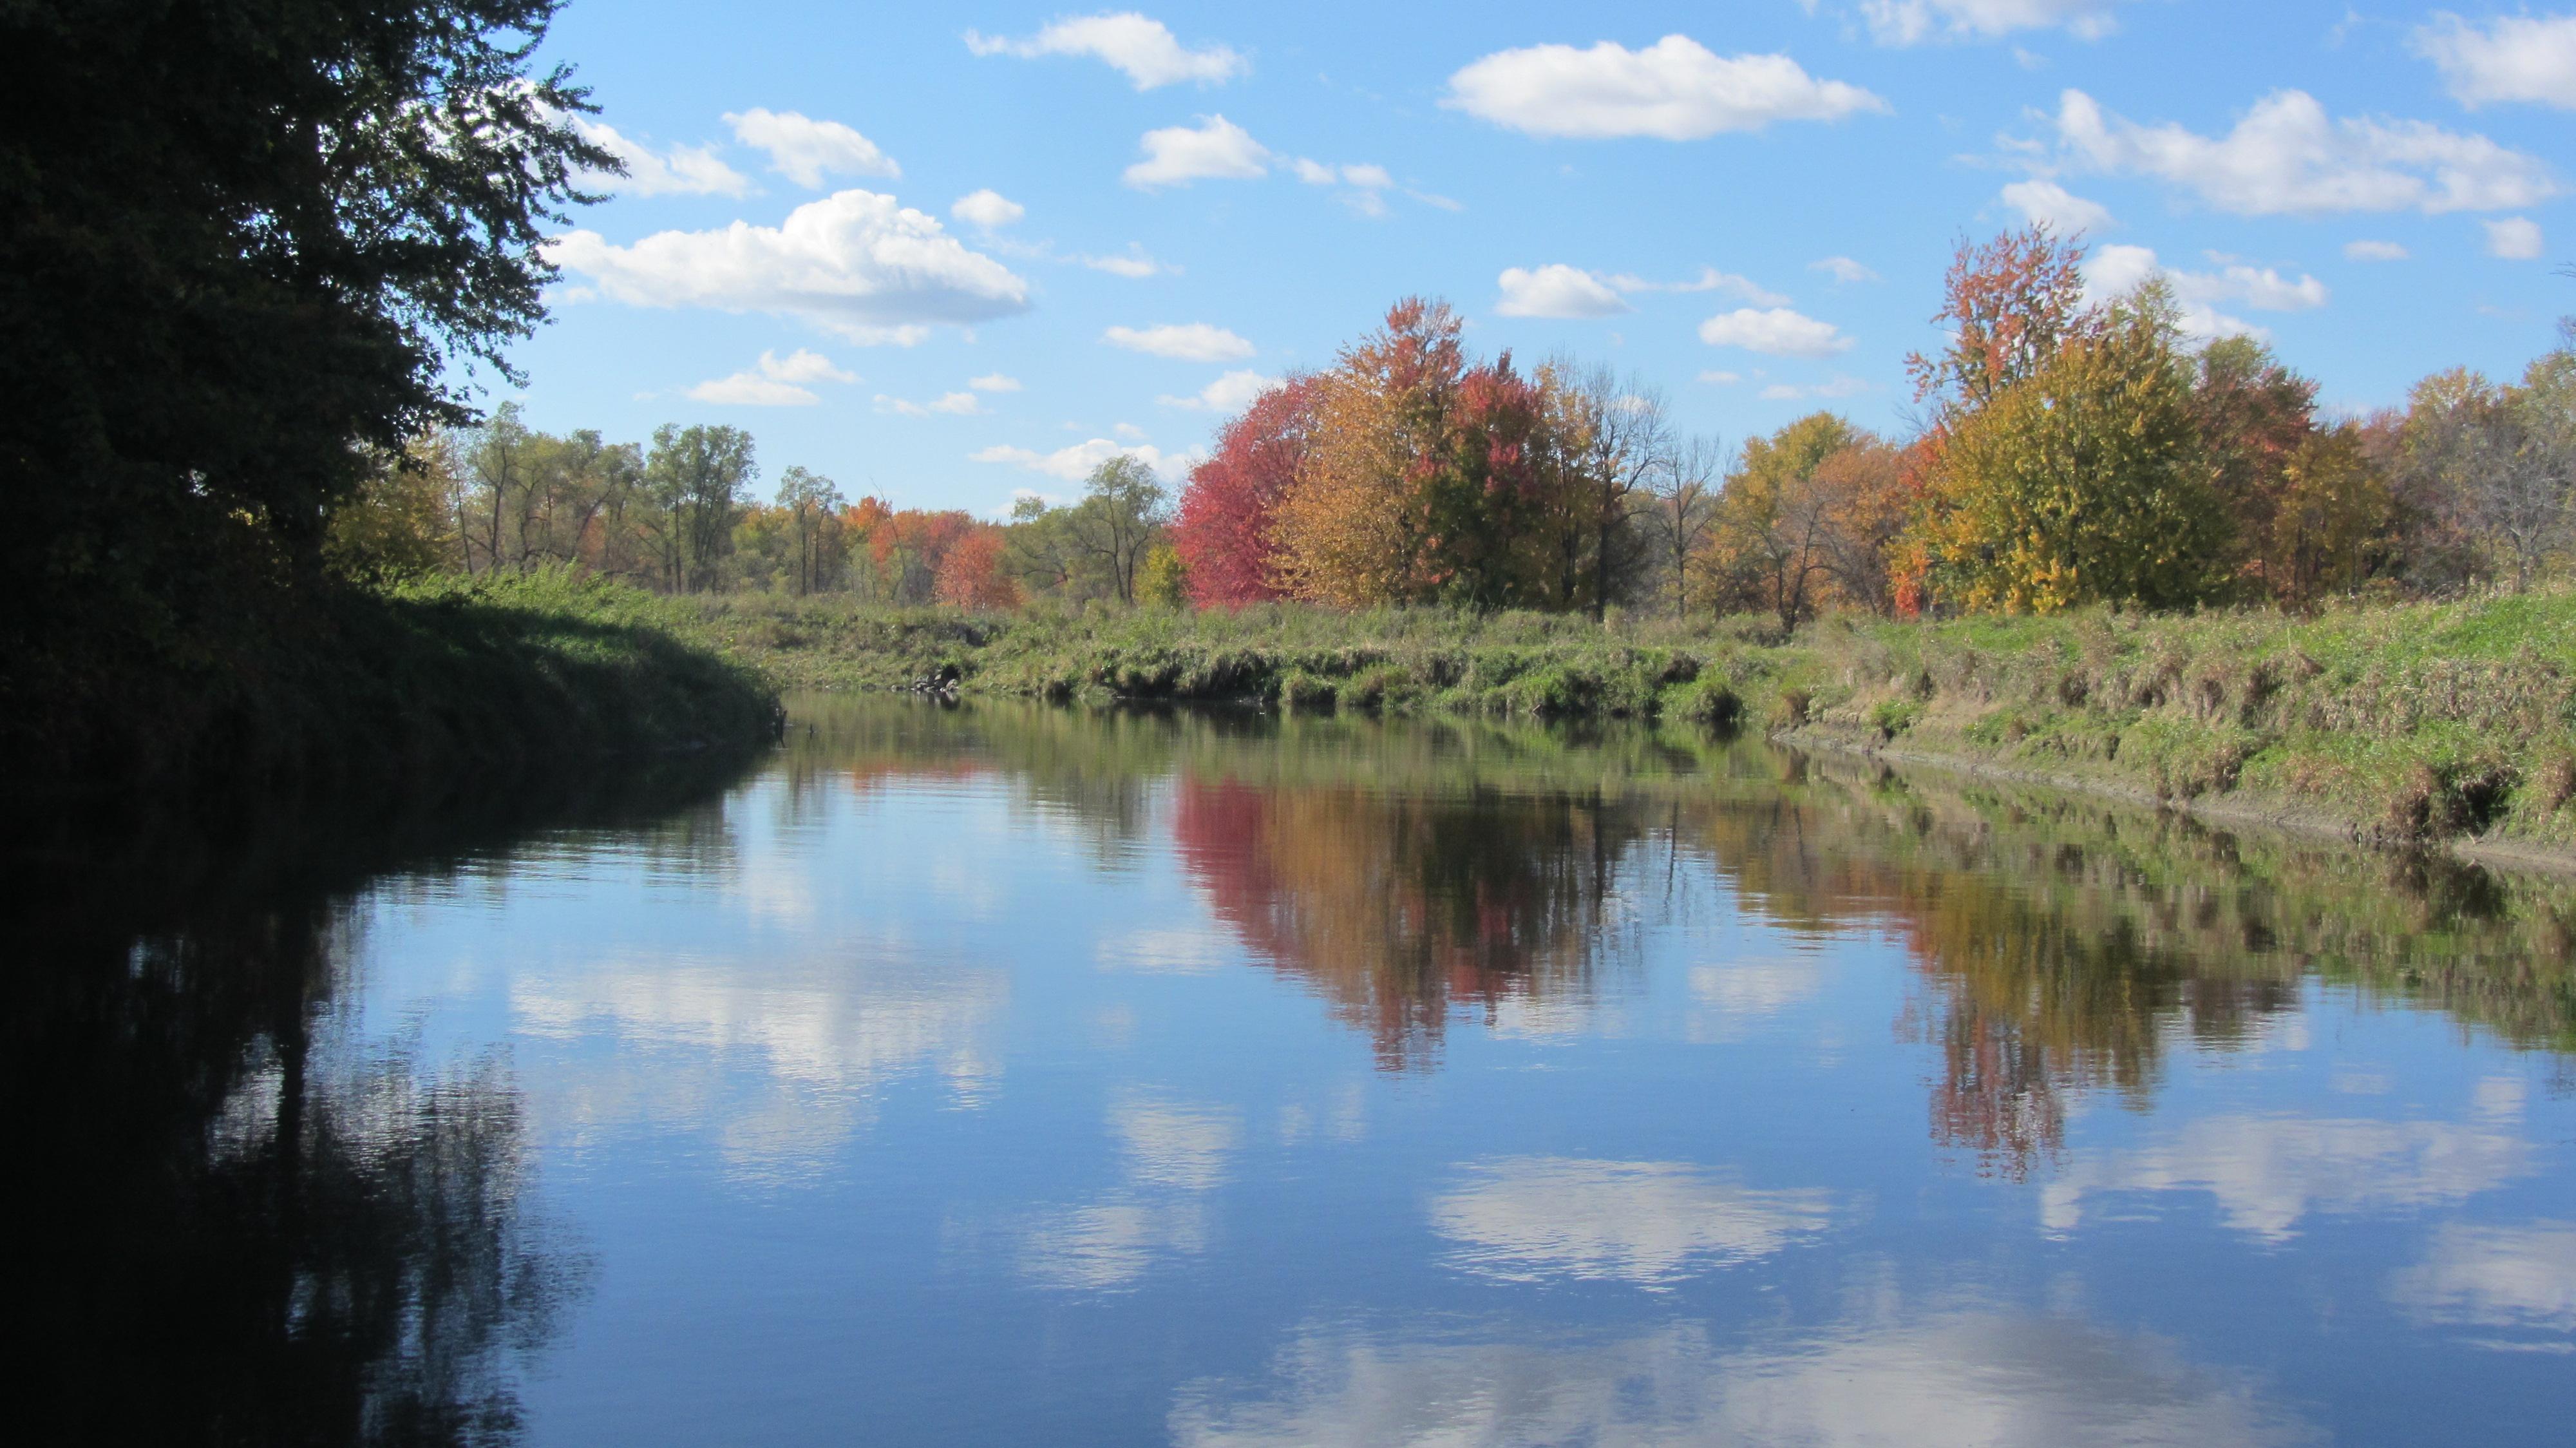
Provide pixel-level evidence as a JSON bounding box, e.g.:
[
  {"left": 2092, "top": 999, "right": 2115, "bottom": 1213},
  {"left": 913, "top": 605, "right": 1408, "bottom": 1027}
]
[
  {"left": 23, "top": 698, "right": 2576, "bottom": 1443},
  {"left": 785, "top": 698, "right": 2576, "bottom": 1137},
  {"left": 1171, "top": 1304, "right": 2315, "bottom": 1447},
  {"left": 15, "top": 760, "right": 750, "bottom": 1444},
  {"left": 1429, "top": 1158, "right": 1833, "bottom": 1287}
]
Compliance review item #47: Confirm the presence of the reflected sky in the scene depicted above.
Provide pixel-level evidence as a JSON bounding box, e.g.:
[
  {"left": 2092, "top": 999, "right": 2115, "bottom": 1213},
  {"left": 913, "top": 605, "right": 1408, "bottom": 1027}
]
[{"left": 27, "top": 696, "right": 2576, "bottom": 1445}]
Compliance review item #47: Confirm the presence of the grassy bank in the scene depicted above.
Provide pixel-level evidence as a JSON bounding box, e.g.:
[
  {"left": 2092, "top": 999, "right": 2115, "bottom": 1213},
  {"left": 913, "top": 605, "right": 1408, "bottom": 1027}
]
[
  {"left": 14, "top": 571, "right": 782, "bottom": 797},
  {"left": 676, "top": 589, "right": 2576, "bottom": 855}
]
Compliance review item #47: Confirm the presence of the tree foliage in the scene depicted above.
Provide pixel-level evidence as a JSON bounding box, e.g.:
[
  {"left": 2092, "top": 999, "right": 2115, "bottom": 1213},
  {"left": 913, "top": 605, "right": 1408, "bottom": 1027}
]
[{"left": 1918, "top": 286, "right": 2231, "bottom": 613}]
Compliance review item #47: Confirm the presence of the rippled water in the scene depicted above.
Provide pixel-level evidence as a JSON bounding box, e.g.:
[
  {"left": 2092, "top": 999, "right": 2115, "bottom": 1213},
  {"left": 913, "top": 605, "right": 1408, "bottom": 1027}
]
[{"left": 23, "top": 696, "right": 2576, "bottom": 1445}]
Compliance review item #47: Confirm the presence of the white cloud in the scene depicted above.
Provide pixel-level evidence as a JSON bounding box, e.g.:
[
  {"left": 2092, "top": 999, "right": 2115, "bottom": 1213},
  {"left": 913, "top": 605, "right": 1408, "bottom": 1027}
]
[
  {"left": 2092, "top": 246, "right": 2329, "bottom": 312},
  {"left": 2050, "top": 88, "right": 2559, "bottom": 215},
  {"left": 1124, "top": 115, "right": 1269, "bottom": 188},
  {"left": 1429, "top": 1157, "right": 1832, "bottom": 1287},
  {"left": 1289, "top": 158, "right": 1395, "bottom": 214},
  {"left": 547, "top": 190, "right": 1031, "bottom": 345},
  {"left": 2081, "top": 243, "right": 2301, "bottom": 339},
  {"left": 1759, "top": 376, "right": 1873, "bottom": 401},
  {"left": 1496, "top": 264, "right": 1633, "bottom": 318},
  {"left": 724, "top": 108, "right": 898, "bottom": 187},
  {"left": 1862, "top": 0, "right": 2133, "bottom": 46},
  {"left": 1607, "top": 267, "right": 1790, "bottom": 305},
  {"left": 2000, "top": 178, "right": 2114, "bottom": 233},
  {"left": 1810, "top": 256, "right": 1882, "bottom": 284},
  {"left": 1292, "top": 158, "right": 1393, "bottom": 190},
  {"left": 2485, "top": 216, "right": 2546, "bottom": 260},
  {"left": 1444, "top": 35, "right": 1886, "bottom": 140},
  {"left": 2414, "top": 13, "right": 2576, "bottom": 110},
  {"left": 2042, "top": 1112, "right": 2530, "bottom": 1243},
  {"left": 951, "top": 188, "right": 1025, "bottom": 229},
  {"left": 687, "top": 345, "right": 859, "bottom": 406},
  {"left": 1103, "top": 322, "right": 1255, "bottom": 361},
  {"left": 1083, "top": 246, "right": 1171, "bottom": 278},
  {"left": 972, "top": 438, "right": 1176, "bottom": 481},
  {"left": 1700, "top": 307, "right": 1853, "bottom": 358},
  {"left": 1158, "top": 369, "right": 1277, "bottom": 412},
  {"left": 969, "top": 373, "right": 1021, "bottom": 392},
  {"left": 571, "top": 118, "right": 752, "bottom": 197},
  {"left": 2344, "top": 239, "right": 2410, "bottom": 262},
  {"left": 965, "top": 13, "right": 1245, "bottom": 90},
  {"left": 1700, "top": 369, "right": 1745, "bottom": 385},
  {"left": 876, "top": 390, "right": 983, "bottom": 416}
]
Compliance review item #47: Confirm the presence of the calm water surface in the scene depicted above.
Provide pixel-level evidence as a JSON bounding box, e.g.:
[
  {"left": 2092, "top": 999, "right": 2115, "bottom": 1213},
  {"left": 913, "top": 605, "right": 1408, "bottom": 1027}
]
[{"left": 25, "top": 696, "right": 2576, "bottom": 1445}]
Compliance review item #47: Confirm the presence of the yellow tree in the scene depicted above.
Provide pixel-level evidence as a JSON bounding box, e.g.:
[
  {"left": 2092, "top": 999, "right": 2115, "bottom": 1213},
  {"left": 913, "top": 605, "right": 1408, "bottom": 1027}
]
[
  {"left": 1916, "top": 284, "right": 2230, "bottom": 614},
  {"left": 1694, "top": 412, "right": 1857, "bottom": 633},
  {"left": 2263, "top": 424, "right": 2398, "bottom": 607}
]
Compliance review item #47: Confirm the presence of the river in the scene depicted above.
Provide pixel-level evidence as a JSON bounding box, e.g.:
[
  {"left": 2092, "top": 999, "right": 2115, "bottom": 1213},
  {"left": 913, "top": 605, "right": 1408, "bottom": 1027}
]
[{"left": 21, "top": 694, "right": 2574, "bottom": 1444}]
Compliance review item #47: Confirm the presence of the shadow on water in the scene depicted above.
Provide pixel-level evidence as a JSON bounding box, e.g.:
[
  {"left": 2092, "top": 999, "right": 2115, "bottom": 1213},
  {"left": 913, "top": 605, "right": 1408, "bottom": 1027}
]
[
  {"left": 791, "top": 695, "right": 2576, "bottom": 1149},
  {"left": 9, "top": 748, "right": 766, "bottom": 1447}
]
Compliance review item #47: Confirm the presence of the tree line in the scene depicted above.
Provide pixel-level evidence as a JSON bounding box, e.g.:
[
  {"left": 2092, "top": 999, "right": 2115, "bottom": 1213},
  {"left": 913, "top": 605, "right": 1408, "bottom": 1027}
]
[
  {"left": 337, "top": 404, "right": 1177, "bottom": 609},
  {"left": 1173, "top": 230, "right": 2575, "bottom": 624},
  {"left": 332, "top": 225, "right": 2571, "bottom": 625}
]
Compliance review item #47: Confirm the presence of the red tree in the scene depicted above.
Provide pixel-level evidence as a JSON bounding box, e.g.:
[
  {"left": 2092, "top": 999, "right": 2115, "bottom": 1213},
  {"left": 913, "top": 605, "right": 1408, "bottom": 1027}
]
[{"left": 1173, "top": 372, "right": 1320, "bottom": 606}]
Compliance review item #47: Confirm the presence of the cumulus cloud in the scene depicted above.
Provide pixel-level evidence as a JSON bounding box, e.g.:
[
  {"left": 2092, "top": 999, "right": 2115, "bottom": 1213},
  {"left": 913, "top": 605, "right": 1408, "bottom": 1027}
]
[
  {"left": 1810, "top": 256, "right": 1881, "bottom": 284},
  {"left": 2344, "top": 239, "right": 2410, "bottom": 262},
  {"left": 965, "top": 12, "right": 1245, "bottom": 90},
  {"left": 2000, "top": 178, "right": 2114, "bottom": 233},
  {"left": 1103, "top": 322, "right": 1255, "bottom": 361},
  {"left": 969, "top": 373, "right": 1021, "bottom": 392},
  {"left": 972, "top": 437, "right": 1177, "bottom": 481},
  {"left": 547, "top": 190, "right": 1030, "bottom": 345},
  {"left": 1158, "top": 370, "right": 1277, "bottom": 412},
  {"left": 1124, "top": 115, "right": 1269, "bottom": 188},
  {"left": 2049, "top": 88, "right": 2559, "bottom": 215},
  {"left": 951, "top": 188, "right": 1025, "bottom": 229},
  {"left": 2485, "top": 216, "right": 2545, "bottom": 260},
  {"left": 876, "top": 390, "right": 984, "bottom": 416},
  {"left": 2088, "top": 245, "right": 2329, "bottom": 312},
  {"left": 1083, "top": 245, "right": 1171, "bottom": 277},
  {"left": 1861, "top": 0, "right": 2134, "bottom": 46},
  {"left": 2080, "top": 243, "right": 2316, "bottom": 339},
  {"left": 571, "top": 117, "right": 752, "bottom": 197},
  {"left": 1444, "top": 35, "right": 1886, "bottom": 140},
  {"left": 1759, "top": 376, "right": 1873, "bottom": 401},
  {"left": 2414, "top": 13, "right": 2576, "bottom": 110},
  {"left": 1607, "top": 267, "right": 1790, "bottom": 305},
  {"left": 1495, "top": 264, "right": 1633, "bottom": 318},
  {"left": 1699, "top": 307, "right": 1852, "bottom": 358},
  {"left": 724, "top": 108, "right": 898, "bottom": 187},
  {"left": 685, "top": 348, "right": 857, "bottom": 406}
]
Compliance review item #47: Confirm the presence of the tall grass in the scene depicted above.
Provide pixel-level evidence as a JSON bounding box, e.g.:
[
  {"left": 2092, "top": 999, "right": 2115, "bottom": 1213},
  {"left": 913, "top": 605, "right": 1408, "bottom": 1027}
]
[{"left": 677, "top": 587, "right": 2576, "bottom": 851}]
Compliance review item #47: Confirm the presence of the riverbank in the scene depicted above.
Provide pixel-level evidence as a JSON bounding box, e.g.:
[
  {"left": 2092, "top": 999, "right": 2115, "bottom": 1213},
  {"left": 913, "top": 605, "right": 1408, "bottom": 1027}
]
[
  {"left": 683, "top": 589, "right": 2576, "bottom": 857},
  {"left": 11, "top": 571, "right": 781, "bottom": 799}
]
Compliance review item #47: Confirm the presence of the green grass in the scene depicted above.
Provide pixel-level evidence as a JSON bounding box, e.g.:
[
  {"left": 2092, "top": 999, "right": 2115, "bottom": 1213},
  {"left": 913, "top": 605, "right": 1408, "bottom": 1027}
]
[
  {"left": 668, "top": 587, "right": 2576, "bottom": 853},
  {"left": 14, "top": 569, "right": 781, "bottom": 797}
]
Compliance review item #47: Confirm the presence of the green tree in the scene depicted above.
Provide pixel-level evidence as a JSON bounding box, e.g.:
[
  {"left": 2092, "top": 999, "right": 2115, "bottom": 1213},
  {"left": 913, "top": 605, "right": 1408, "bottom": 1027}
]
[
  {"left": 1065, "top": 456, "right": 1168, "bottom": 605},
  {"left": 776, "top": 466, "right": 847, "bottom": 595},
  {"left": 647, "top": 424, "right": 757, "bottom": 592},
  {"left": 1919, "top": 283, "right": 2231, "bottom": 614}
]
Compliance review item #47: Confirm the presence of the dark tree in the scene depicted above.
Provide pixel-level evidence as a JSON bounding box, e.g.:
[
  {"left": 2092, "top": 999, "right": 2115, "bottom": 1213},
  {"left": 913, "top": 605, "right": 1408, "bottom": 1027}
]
[{"left": 0, "top": 1, "right": 612, "bottom": 683}]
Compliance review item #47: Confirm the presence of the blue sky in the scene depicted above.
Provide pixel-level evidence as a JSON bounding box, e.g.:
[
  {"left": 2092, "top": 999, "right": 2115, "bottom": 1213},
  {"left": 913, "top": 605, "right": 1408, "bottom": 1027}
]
[{"left": 507, "top": 2, "right": 2574, "bottom": 514}]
